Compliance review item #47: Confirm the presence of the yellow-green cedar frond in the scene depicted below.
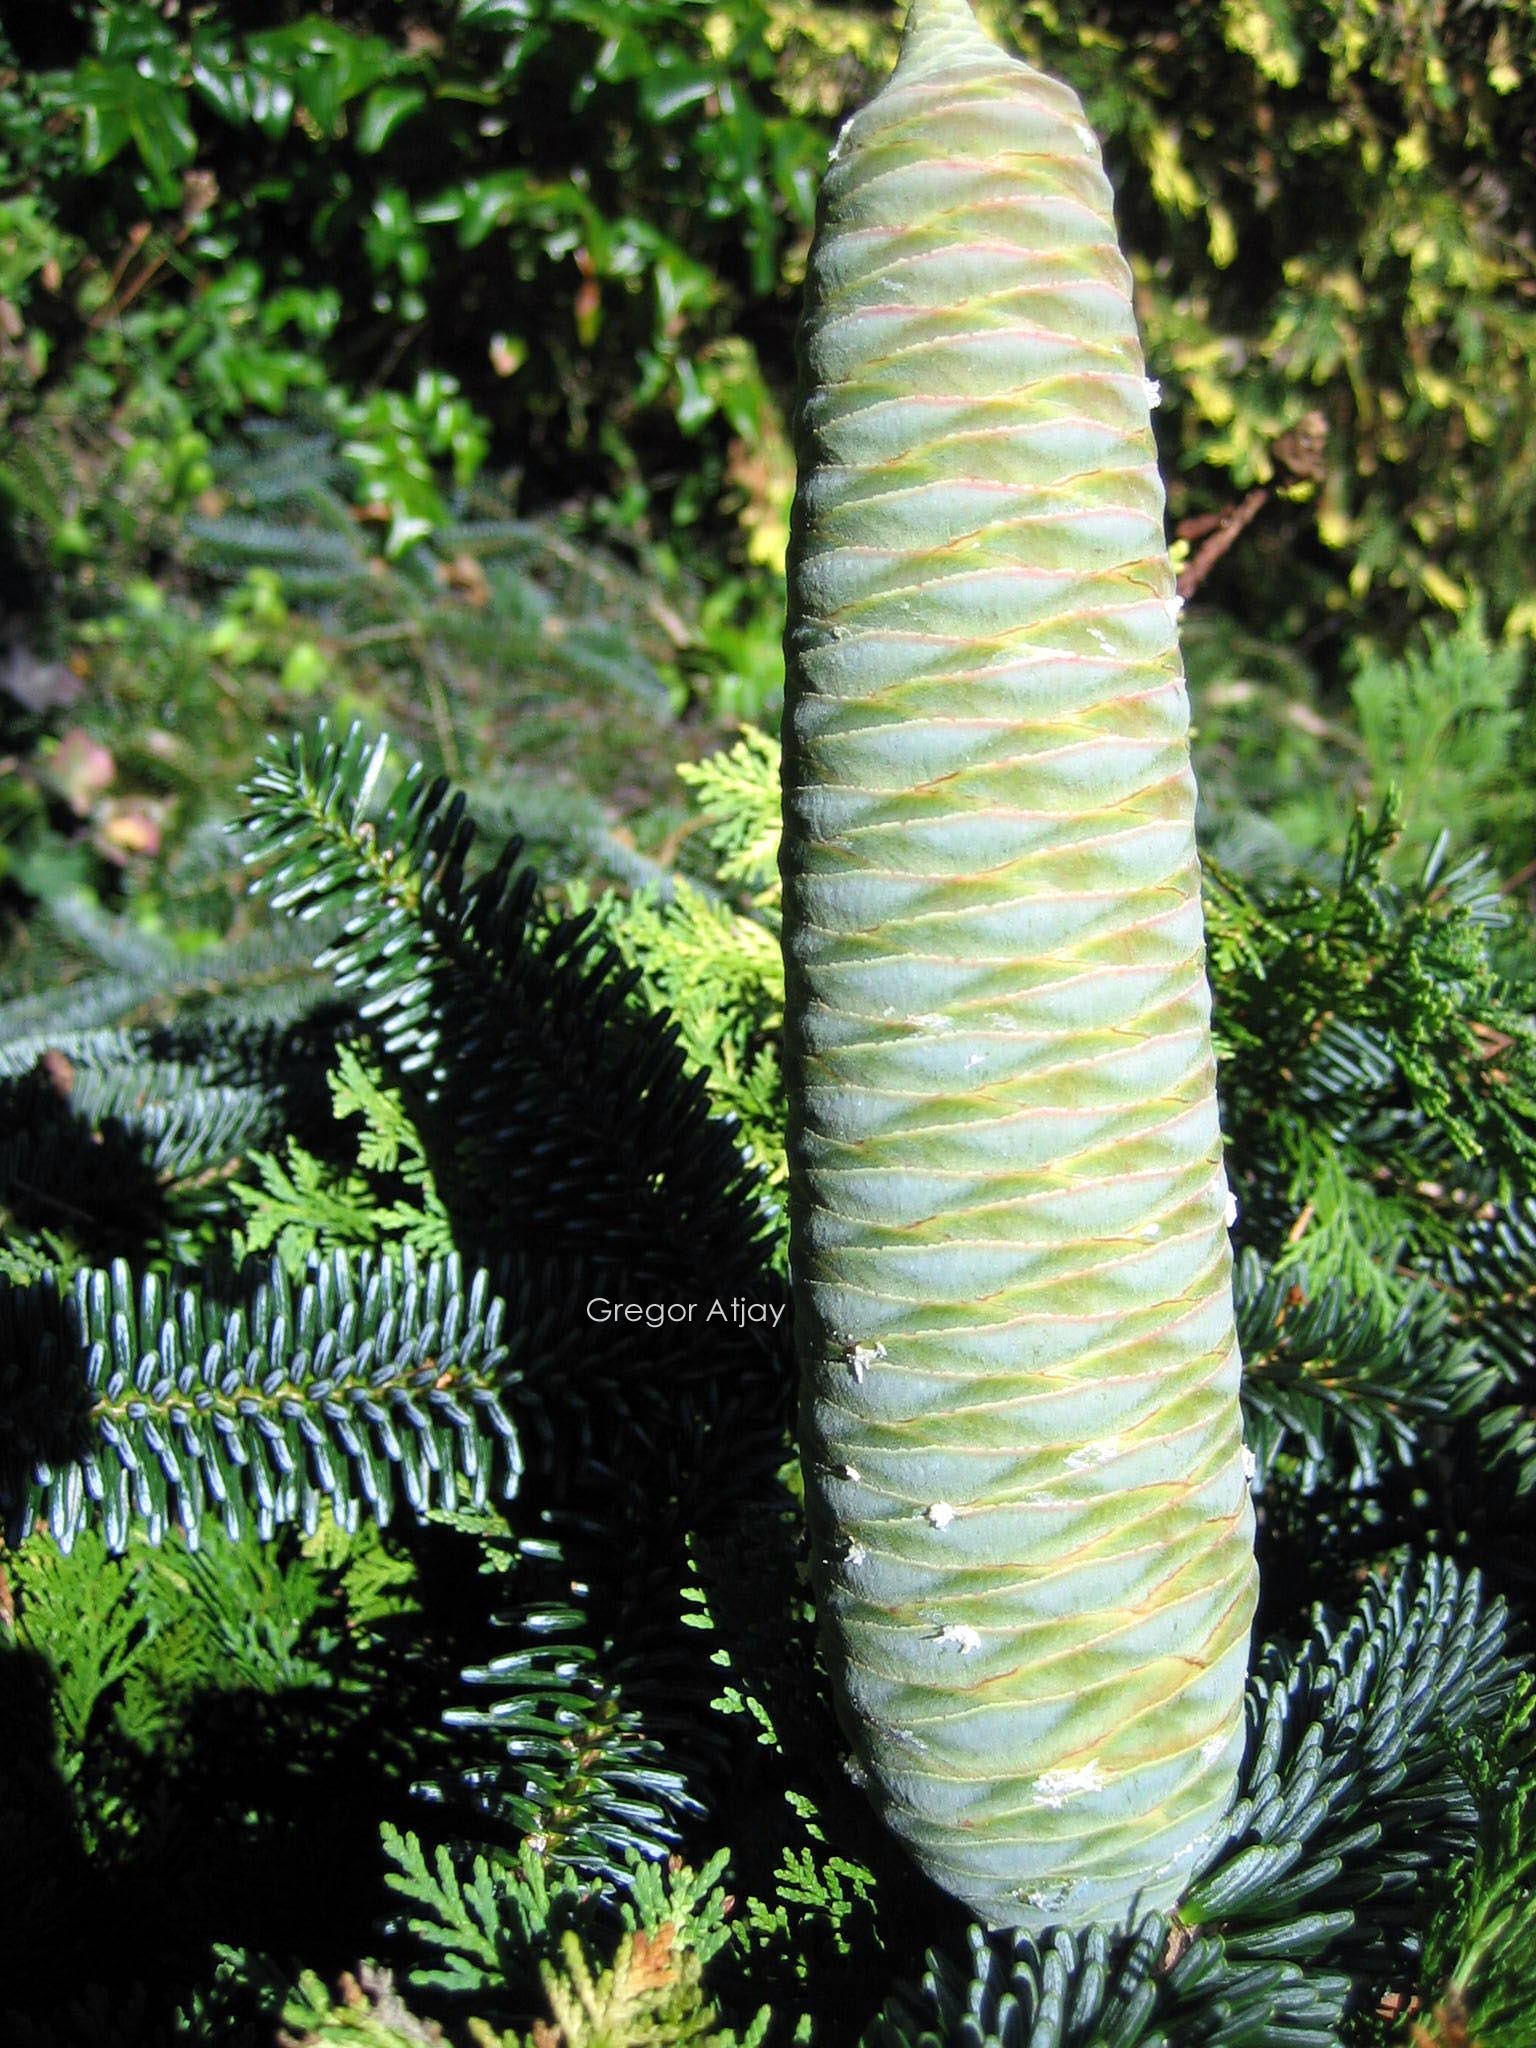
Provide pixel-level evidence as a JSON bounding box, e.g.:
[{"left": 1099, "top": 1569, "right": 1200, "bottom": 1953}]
[
  {"left": 366, "top": 1849, "right": 768, "bottom": 2048},
  {"left": 522, "top": 1920, "right": 768, "bottom": 2048},
  {"left": 618, "top": 884, "right": 783, "bottom": 1027},
  {"left": 586, "top": 870, "right": 786, "bottom": 1207},
  {"left": 279, "top": 1964, "right": 447, "bottom": 2047},
  {"left": 233, "top": 1045, "right": 455, "bottom": 1273},
  {"left": 1269, "top": 1120, "right": 1422, "bottom": 1309},
  {"left": 1413, "top": 1680, "right": 1536, "bottom": 2048},
  {"left": 329, "top": 1045, "right": 455, "bottom": 1253},
  {"left": 7, "top": 1525, "right": 142, "bottom": 1785},
  {"left": 0, "top": 1228, "right": 72, "bottom": 1286},
  {"left": 303, "top": 1509, "right": 423, "bottom": 1640},
  {"left": 677, "top": 726, "right": 785, "bottom": 900},
  {"left": 1348, "top": 606, "right": 1531, "bottom": 877},
  {"left": 569, "top": 727, "right": 793, "bottom": 1204},
  {"left": 332, "top": 1043, "right": 420, "bottom": 1176},
  {"left": 232, "top": 1142, "right": 384, "bottom": 1271}
]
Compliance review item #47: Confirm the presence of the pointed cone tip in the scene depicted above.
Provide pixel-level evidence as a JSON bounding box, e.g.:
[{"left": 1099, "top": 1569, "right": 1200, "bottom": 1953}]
[
  {"left": 896, "top": 0, "right": 1003, "bottom": 78},
  {"left": 900, "top": 0, "right": 992, "bottom": 50}
]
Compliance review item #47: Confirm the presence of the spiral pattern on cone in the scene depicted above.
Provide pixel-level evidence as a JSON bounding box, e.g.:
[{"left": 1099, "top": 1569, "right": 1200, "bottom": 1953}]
[{"left": 782, "top": 0, "right": 1257, "bottom": 1928}]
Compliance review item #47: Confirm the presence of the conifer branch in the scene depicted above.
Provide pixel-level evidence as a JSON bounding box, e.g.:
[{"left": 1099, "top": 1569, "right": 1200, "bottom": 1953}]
[
  {"left": 0, "top": 1249, "right": 520, "bottom": 1552},
  {"left": 871, "top": 1556, "right": 1514, "bottom": 2047},
  {"left": 239, "top": 721, "right": 781, "bottom": 1294},
  {"left": 1234, "top": 1249, "right": 1475, "bottom": 1489}
]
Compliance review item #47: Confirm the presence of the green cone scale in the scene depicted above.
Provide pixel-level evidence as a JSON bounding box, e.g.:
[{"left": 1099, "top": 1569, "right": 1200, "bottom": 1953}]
[{"left": 781, "top": 0, "right": 1257, "bottom": 1928}]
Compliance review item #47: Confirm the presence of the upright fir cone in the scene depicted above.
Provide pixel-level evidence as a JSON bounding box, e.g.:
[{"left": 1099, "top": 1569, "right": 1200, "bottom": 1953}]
[{"left": 781, "top": 0, "right": 1258, "bottom": 1928}]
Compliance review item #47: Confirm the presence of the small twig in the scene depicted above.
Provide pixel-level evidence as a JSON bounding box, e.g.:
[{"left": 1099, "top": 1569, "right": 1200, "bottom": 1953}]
[
  {"left": 89, "top": 223, "right": 188, "bottom": 331},
  {"left": 7, "top": 1177, "right": 100, "bottom": 1227},
  {"left": 1175, "top": 510, "right": 1227, "bottom": 544},
  {"left": 1284, "top": 1200, "right": 1316, "bottom": 1248},
  {"left": 1159, "top": 1919, "right": 1196, "bottom": 1972},
  {"left": 337, "top": 621, "right": 428, "bottom": 651},
  {"left": 368, "top": 318, "right": 427, "bottom": 394},
  {"left": 422, "top": 649, "right": 466, "bottom": 780},
  {"left": 1177, "top": 486, "right": 1270, "bottom": 602},
  {"left": 110, "top": 246, "right": 176, "bottom": 321},
  {"left": 537, "top": 526, "right": 694, "bottom": 648},
  {"left": 96, "top": 223, "right": 151, "bottom": 315},
  {"left": 653, "top": 812, "right": 709, "bottom": 869}
]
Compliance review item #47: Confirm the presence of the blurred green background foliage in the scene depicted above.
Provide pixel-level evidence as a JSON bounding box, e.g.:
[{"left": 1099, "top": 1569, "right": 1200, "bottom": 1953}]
[{"left": 2, "top": 0, "right": 1535, "bottom": 967}]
